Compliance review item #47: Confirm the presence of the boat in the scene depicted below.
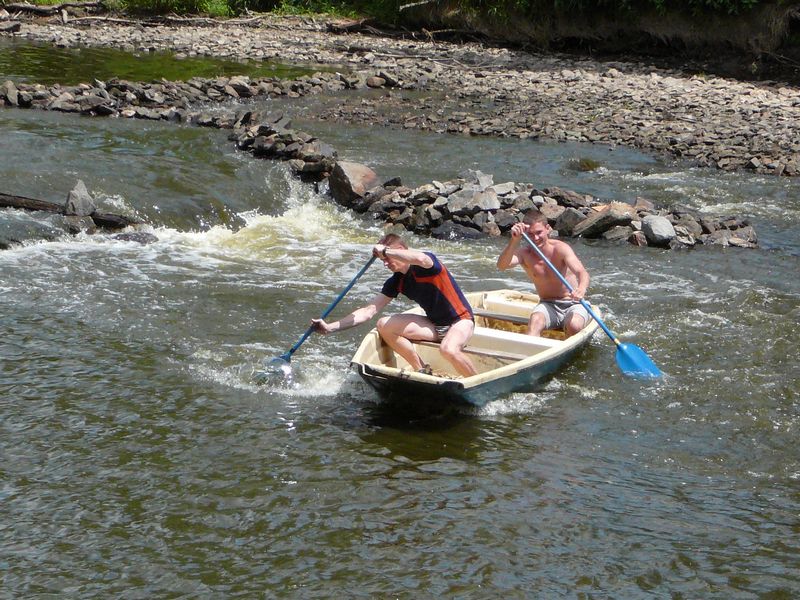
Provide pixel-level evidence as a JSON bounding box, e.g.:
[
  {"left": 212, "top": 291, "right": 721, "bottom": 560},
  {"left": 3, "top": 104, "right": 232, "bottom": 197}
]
[{"left": 350, "top": 289, "right": 600, "bottom": 408}]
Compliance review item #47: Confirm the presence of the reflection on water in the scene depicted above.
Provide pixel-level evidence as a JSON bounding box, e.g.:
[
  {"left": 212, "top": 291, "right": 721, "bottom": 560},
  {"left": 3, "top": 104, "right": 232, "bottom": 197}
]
[
  {"left": 0, "top": 37, "right": 332, "bottom": 85},
  {"left": 1, "top": 56, "right": 799, "bottom": 597}
]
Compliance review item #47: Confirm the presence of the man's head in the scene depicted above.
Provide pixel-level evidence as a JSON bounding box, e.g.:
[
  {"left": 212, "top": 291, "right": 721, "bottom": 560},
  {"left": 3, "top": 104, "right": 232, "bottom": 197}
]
[
  {"left": 378, "top": 233, "right": 407, "bottom": 249},
  {"left": 522, "top": 209, "right": 552, "bottom": 246},
  {"left": 378, "top": 233, "right": 409, "bottom": 272}
]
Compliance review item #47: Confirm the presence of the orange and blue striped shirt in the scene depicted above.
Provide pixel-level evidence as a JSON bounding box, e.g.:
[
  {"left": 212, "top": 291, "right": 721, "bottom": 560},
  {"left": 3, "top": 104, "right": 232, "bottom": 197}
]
[{"left": 381, "top": 252, "right": 473, "bottom": 326}]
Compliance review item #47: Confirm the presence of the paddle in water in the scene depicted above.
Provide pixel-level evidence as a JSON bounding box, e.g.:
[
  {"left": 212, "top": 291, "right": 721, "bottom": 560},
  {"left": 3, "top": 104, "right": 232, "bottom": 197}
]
[
  {"left": 256, "top": 255, "right": 377, "bottom": 382},
  {"left": 521, "top": 231, "right": 662, "bottom": 378}
]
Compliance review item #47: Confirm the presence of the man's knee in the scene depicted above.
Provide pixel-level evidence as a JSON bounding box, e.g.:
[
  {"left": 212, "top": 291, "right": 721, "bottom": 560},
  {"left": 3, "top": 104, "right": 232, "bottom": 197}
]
[
  {"left": 565, "top": 315, "right": 586, "bottom": 336},
  {"left": 528, "top": 312, "right": 547, "bottom": 333},
  {"left": 439, "top": 340, "right": 461, "bottom": 362},
  {"left": 376, "top": 316, "right": 391, "bottom": 333}
]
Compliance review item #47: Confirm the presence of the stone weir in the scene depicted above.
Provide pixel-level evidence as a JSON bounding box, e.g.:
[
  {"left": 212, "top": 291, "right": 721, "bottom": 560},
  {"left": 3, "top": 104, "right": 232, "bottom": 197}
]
[
  {"left": 1, "top": 76, "right": 757, "bottom": 249},
  {"left": 210, "top": 104, "right": 759, "bottom": 251}
]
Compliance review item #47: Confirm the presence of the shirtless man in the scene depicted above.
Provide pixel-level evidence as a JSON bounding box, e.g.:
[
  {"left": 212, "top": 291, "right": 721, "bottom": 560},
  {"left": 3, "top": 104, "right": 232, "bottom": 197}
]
[
  {"left": 497, "top": 209, "right": 591, "bottom": 338},
  {"left": 312, "top": 233, "right": 477, "bottom": 377}
]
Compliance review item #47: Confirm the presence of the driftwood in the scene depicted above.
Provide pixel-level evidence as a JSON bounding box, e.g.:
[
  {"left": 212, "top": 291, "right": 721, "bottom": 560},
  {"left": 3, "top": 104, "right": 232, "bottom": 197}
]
[
  {"left": 1, "top": 192, "right": 138, "bottom": 229},
  {"left": 2, "top": 1, "right": 105, "bottom": 15},
  {"left": 0, "top": 192, "right": 62, "bottom": 214}
]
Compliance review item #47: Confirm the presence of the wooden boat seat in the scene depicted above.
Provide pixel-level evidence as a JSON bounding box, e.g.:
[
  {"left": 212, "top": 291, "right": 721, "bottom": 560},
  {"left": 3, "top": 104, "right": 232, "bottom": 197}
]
[
  {"left": 473, "top": 308, "right": 529, "bottom": 324},
  {"left": 472, "top": 325, "right": 561, "bottom": 349},
  {"left": 416, "top": 340, "right": 529, "bottom": 362}
]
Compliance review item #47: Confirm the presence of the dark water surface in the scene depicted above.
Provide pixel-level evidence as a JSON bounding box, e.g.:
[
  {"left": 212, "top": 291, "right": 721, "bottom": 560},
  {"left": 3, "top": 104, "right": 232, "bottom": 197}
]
[{"left": 1, "top": 44, "right": 799, "bottom": 598}]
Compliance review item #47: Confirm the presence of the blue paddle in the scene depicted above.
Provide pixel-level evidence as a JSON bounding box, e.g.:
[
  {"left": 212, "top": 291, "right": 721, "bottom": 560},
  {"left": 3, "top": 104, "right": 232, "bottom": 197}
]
[
  {"left": 521, "top": 231, "right": 662, "bottom": 378},
  {"left": 266, "top": 255, "right": 377, "bottom": 377}
]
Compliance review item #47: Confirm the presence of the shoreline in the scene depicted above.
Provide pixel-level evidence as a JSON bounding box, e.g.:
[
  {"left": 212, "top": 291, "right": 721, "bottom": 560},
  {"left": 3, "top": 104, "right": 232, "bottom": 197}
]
[{"left": 1, "top": 14, "right": 799, "bottom": 178}]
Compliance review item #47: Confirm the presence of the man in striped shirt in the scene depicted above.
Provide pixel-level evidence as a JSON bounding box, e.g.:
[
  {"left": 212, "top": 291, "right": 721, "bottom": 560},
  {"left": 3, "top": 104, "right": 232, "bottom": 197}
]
[{"left": 312, "top": 233, "right": 477, "bottom": 377}]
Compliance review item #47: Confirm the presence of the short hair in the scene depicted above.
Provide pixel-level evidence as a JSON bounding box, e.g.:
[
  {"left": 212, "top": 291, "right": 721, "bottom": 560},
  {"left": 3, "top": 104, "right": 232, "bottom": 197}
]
[
  {"left": 522, "top": 209, "right": 549, "bottom": 226},
  {"left": 379, "top": 233, "right": 408, "bottom": 249}
]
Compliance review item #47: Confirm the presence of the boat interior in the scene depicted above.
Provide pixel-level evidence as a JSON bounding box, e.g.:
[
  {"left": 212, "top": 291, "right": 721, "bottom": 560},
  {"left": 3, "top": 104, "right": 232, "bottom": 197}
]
[{"left": 356, "top": 290, "right": 571, "bottom": 379}]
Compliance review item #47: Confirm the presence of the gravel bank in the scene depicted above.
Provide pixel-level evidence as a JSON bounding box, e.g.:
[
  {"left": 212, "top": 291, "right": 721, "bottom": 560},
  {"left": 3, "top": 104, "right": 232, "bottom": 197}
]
[{"left": 3, "top": 14, "right": 800, "bottom": 177}]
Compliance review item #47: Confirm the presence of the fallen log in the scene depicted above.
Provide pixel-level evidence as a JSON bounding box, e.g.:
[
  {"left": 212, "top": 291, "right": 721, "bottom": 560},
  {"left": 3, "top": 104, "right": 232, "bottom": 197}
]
[
  {"left": 1, "top": 191, "right": 139, "bottom": 229},
  {"left": 2, "top": 1, "right": 105, "bottom": 16},
  {"left": 0, "top": 192, "right": 62, "bottom": 214},
  {"left": 91, "top": 211, "right": 136, "bottom": 229}
]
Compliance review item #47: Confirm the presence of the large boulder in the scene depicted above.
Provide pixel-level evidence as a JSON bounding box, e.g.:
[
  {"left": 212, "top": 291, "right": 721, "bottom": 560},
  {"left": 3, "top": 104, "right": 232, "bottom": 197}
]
[
  {"left": 573, "top": 202, "right": 634, "bottom": 238},
  {"left": 642, "top": 215, "right": 677, "bottom": 247},
  {"left": 64, "top": 180, "right": 96, "bottom": 217},
  {"left": 446, "top": 188, "right": 500, "bottom": 216},
  {"left": 329, "top": 161, "right": 380, "bottom": 208},
  {"left": 1, "top": 80, "right": 19, "bottom": 106},
  {"left": 431, "top": 221, "right": 486, "bottom": 240}
]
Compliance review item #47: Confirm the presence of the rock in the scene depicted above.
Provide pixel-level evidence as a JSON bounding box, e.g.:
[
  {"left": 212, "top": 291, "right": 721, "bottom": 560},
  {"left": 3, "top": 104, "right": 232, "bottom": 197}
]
[
  {"left": 64, "top": 180, "right": 96, "bottom": 217},
  {"left": 488, "top": 182, "right": 515, "bottom": 196},
  {"left": 554, "top": 207, "right": 586, "bottom": 236},
  {"left": 494, "top": 208, "right": 519, "bottom": 231},
  {"left": 542, "top": 186, "right": 592, "bottom": 209},
  {"left": 366, "top": 76, "right": 386, "bottom": 88},
  {"left": 64, "top": 215, "right": 96, "bottom": 234},
  {"left": 0, "top": 22, "right": 20, "bottom": 34},
  {"left": 629, "top": 230, "right": 648, "bottom": 246},
  {"left": 1, "top": 80, "right": 19, "bottom": 106},
  {"left": 461, "top": 169, "right": 493, "bottom": 190},
  {"left": 641, "top": 215, "right": 677, "bottom": 247},
  {"left": 603, "top": 225, "right": 635, "bottom": 242},
  {"left": 329, "top": 161, "right": 380, "bottom": 207},
  {"left": 634, "top": 197, "right": 657, "bottom": 212},
  {"left": 538, "top": 202, "right": 565, "bottom": 222},
  {"left": 113, "top": 231, "right": 159, "bottom": 245},
  {"left": 673, "top": 225, "right": 697, "bottom": 246},
  {"left": 572, "top": 202, "right": 634, "bottom": 238},
  {"left": 431, "top": 221, "right": 485, "bottom": 240},
  {"left": 446, "top": 188, "right": 500, "bottom": 216}
]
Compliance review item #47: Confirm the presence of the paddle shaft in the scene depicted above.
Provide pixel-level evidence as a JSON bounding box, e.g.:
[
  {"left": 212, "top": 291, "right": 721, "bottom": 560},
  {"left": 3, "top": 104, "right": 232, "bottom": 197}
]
[
  {"left": 520, "top": 231, "right": 621, "bottom": 347},
  {"left": 282, "top": 255, "right": 377, "bottom": 361}
]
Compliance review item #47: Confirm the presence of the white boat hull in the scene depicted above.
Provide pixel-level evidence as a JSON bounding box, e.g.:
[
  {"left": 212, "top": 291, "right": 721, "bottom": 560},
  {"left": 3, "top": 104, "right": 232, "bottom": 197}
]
[{"left": 350, "top": 289, "right": 600, "bottom": 407}]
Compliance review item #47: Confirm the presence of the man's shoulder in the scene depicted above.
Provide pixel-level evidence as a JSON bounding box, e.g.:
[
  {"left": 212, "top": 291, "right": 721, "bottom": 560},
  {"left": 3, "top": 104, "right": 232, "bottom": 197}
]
[{"left": 548, "top": 238, "right": 575, "bottom": 255}]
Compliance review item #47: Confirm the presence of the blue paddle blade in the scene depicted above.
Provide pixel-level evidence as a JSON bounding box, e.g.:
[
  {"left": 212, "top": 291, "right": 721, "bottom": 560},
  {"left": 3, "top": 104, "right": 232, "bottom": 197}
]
[{"left": 615, "top": 343, "right": 663, "bottom": 378}]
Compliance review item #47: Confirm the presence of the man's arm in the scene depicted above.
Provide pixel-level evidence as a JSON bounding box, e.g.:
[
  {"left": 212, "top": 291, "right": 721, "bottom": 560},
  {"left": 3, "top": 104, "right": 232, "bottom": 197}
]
[
  {"left": 559, "top": 244, "right": 590, "bottom": 301},
  {"left": 374, "top": 244, "right": 433, "bottom": 269},
  {"left": 312, "top": 293, "right": 393, "bottom": 334},
  {"left": 497, "top": 223, "right": 525, "bottom": 270}
]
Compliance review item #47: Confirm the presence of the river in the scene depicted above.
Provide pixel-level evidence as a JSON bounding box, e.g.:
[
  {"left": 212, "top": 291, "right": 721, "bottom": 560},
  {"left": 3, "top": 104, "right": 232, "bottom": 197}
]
[{"left": 1, "top": 41, "right": 799, "bottom": 597}]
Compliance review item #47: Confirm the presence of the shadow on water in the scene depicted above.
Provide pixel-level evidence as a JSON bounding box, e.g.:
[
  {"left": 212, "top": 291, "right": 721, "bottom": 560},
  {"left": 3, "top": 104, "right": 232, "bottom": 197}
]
[
  {"left": 361, "top": 395, "right": 468, "bottom": 428},
  {"left": 357, "top": 402, "right": 492, "bottom": 463}
]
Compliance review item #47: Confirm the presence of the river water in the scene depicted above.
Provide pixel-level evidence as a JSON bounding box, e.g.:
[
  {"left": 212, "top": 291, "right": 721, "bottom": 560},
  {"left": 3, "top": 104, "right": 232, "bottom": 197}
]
[{"left": 1, "top": 42, "right": 799, "bottom": 597}]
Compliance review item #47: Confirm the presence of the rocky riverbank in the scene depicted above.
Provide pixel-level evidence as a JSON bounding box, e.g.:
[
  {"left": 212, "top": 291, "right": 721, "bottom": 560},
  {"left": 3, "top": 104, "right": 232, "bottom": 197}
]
[
  {"left": 0, "top": 12, "right": 781, "bottom": 250},
  {"left": 0, "top": 72, "right": 759, "bottom": 249},
  {"left": 2, "top": 12, "right": 799, "bottom": 177}
]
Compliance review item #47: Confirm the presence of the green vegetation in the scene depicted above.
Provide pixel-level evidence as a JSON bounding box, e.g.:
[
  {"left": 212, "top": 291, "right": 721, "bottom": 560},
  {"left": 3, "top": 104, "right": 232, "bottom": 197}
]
[
  {"left": 16, "top": 0, "right": 766, "bottom": 21},
  {"left": 567, "top": 157, "right": 602, "bottom": 172},
  {"left": 255, "top": 0, "right": 764, "bottom": 20}
]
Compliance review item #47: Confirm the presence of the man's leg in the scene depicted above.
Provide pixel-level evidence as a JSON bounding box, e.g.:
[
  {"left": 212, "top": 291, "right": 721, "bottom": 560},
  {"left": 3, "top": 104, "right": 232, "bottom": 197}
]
[
  {"left": 440, "top": 319, "right": 477, "bottom": 377},
  {"left": 563, "top": 303, "right": 590, "bottom": 338},
  {"left": 528, "top": 304, "right": 552, "bottom": 337},
  {"left": 376, "top": 313, "right": 437, "bottom": 371}
]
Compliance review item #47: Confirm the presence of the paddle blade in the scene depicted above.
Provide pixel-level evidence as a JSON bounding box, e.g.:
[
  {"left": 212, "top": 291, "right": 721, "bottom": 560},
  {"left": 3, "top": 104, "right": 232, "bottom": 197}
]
[
  {"left": 253, "top": 356, "right": 293, "bottom": 385},
  {"left": 615, "top": 343, "right": 663, "bottom": 378}
]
